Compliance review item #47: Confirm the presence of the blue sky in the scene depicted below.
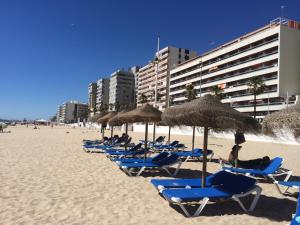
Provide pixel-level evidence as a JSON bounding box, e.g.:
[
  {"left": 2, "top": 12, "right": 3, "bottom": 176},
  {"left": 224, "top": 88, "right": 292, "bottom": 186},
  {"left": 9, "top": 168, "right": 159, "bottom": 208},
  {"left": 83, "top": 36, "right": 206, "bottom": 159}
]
[{"left": 0, "top": 0, "right": 299, "bottom": 120}]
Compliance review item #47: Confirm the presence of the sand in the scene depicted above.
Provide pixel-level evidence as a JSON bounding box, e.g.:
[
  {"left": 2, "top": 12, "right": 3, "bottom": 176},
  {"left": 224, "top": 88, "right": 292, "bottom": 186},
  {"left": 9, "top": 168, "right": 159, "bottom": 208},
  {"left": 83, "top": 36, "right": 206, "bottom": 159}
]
[{"left": 0, "top": 125, "right": 299, "bottom": 225}]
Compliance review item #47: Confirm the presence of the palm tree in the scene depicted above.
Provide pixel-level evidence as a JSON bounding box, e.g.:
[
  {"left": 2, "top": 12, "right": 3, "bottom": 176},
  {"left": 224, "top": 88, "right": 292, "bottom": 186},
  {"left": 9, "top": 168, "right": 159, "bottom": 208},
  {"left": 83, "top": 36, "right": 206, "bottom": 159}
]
[
  {"left": 139, "top": 94, "right": 148, "bottom": 105},
  {"left": 184, "top": 84, "right": 197, "bottom": 102},
  {"left": 211, "top": 85, "right": 224, "bottom": 100},
  {"left": 248, "top": 77, "right": 266, "bottom": 119},
  {"left": 168, "top": 95, "right": 174, "bottom": 107}
]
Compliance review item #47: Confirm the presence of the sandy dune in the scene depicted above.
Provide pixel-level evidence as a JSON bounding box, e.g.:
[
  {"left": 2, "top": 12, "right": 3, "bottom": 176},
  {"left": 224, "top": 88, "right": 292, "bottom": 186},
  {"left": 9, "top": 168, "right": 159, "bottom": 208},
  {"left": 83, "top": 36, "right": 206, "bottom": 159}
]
[{"left": 0, "top": 125, "right": 299, "bottom": 225}]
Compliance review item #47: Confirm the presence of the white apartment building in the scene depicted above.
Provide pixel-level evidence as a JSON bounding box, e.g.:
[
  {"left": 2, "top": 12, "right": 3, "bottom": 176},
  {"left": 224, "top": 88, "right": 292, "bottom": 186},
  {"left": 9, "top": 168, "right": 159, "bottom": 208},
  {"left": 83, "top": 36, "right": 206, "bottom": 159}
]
[
  {"left": 137, "top": 46, "right": 197, "bottom": 111},
  {"left": 57, "top": 101, "right": 88, "bottom": 123},
  {"left": 169, "top": 18, "right": 300, "bottom": 119},
  {"left": 88, "top": 82, "right": 97, "bottom": 116},
  {"left": 96, "top": 78, "right": 110, "bottom": 111},
  {"left": 129, "top": 66, "right": 140, "bottom": 106},
  {"left": 109, "top": 70, "right": 135, "bottom": 111}
]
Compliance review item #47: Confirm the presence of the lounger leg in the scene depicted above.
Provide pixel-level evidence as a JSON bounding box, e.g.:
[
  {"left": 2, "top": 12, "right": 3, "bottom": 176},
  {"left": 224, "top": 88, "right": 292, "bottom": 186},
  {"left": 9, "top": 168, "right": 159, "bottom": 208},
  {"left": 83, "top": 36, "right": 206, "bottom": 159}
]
[
  {"left": 121, "top": 166, "right": 133, "bottom": 177},
  {"left": 172, "top": 197, "right": 209, "bottom": 217},
  {"left": 136, "top": 166, "right": 146, "bottom": 176},
  {"left": 177, "top": 202, "right": 191, "bottom": 217},
  {"left": 269, "top": 170, "right": 292, "bottom": 194},
  {"left": 209, "top": 153, "right": 214, "bottom": 162},
  {"left": 173, "top": 160, "right": 182, "bottom": 176},
  {"left": 232, "top": 186, "right": 262, "bottom": 212},
  {"left": 164, "top": 160, "right": 182, "bottom": 176},
  {"left": 193, "top": 197, "right": 209, "bottom": 217}
]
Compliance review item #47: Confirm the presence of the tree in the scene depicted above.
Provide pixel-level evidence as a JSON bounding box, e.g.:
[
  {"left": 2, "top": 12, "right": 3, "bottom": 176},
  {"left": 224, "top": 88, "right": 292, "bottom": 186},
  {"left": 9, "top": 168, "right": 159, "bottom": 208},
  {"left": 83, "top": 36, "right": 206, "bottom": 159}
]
[
  {"left": 211, "top": 85, "right": 224, "bottom": 100},
  {"left": 184, "top": 84, "right": 197, "bottom": 102},
  {"left": 248, "top": 76, "right": 266, "bottom": 119},
  {"left": 168, "top": 96, "right": 174, "bottom": 107},
  {"left": 139, "top": 94, "right": 148, "bottom": 105},
  {"left": 49, "top": 115, "right": 57, "bottom": 122}
]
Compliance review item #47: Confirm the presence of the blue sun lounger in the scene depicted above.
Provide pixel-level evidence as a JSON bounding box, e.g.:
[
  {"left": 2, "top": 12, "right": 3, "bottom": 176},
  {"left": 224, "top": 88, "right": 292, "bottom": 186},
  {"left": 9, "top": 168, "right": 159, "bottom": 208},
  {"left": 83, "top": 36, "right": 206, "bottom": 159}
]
[
  {"left": 113, "top": 152, "right": 169, "bottom": 164},
  {"left": 223, "top": 157, "right": 292, "bottom": 187},
  {"left": 119, "top": 153, "right": 182, "bottom": 177},
  {"left": 151, "top": 170, "right": 225, "bottom": 192},
  {"left": 105, "top": 143, "right": 142, "bottom": 154},
  {"left": 106, "top": 145, "right": 148, "bottom": 159},
  {"left": 175, "top": 148, "right": 214, "bottom": 161},
  {"left": 153, "top": 141, "right": 179, "bottom": 150},
  {"left": 291, "top": 193, "right": 300, "bottom": 225},
  {"left": 160, "top": 171, "right": 262, "bottom": 217},
  {"left": 275, "top": 181, "right": 300, "bottom": 194},
  {"left": 275, "top": 182, "right": 300, "bottom": 225}
]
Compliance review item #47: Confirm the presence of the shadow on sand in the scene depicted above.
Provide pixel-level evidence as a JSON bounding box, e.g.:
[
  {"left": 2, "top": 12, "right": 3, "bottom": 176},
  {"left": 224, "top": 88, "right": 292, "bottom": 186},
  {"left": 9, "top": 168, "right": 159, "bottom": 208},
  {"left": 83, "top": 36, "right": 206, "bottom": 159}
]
[{"left": 164, "top": 194, "right": 297, "bottom": 222}]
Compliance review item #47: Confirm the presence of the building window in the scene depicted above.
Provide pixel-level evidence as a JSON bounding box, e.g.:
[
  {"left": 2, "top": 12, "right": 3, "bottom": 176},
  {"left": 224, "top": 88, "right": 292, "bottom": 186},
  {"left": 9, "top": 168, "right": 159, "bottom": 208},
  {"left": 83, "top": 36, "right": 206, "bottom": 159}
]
[
  {"left": 185, "top": 49, "right": 189, "bottom": 54},
  {"left": 185, "top": 55, "right": 189, "bottom": 60}
]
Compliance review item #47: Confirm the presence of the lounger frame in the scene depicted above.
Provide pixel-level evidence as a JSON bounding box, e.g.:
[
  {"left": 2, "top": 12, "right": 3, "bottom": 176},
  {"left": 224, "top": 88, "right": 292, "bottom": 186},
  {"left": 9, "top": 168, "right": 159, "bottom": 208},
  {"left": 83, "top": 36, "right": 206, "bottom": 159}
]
[
  {"left": 168, "top": 185, "right": 262, "bottom": 217},
  {"left": 121, "top": 160, "right": 182, "bottom": 177}
]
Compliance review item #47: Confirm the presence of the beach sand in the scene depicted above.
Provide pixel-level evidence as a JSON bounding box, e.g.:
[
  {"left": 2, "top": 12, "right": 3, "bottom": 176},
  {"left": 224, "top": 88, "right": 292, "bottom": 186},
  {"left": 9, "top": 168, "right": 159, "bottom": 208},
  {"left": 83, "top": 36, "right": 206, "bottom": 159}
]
[{"left": 0, "top": 125, "right": 299, "bottom": 225}]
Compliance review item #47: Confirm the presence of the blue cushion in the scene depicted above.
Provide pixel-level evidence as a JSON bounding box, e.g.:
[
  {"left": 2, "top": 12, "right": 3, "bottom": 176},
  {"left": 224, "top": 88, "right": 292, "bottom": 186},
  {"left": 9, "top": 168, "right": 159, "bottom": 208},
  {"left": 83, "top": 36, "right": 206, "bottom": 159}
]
[
  {"left": 150, "top": 171, "right": 224, "bottom": 189},
  {"left": 162, "top": 187, "right": 232, "bottom": 201}
]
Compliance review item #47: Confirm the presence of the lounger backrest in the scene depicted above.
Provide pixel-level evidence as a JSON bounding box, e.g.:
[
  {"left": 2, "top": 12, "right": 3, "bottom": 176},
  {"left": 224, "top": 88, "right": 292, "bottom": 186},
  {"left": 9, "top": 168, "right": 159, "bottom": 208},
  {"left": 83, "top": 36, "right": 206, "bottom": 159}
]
[
  {"left": 155, "top": 136, "right": 165, "bottom": 143},
  {"left": 170, "top": 141, "right": 179, "bottom": 146},
  {"left": 211, "top": 171, "right": 256, "bottom": 194},
  {"left": 152, "top": 152, "right": 169, "bottom": 163},
  {"left": 130, "top": 143, "right": 142, "bottom": 151},
  {"left": 263, "top": 157, "right": 283, "bottom": 174},
  {"left": 124, "top": 137, "right": 132, "bottom": 145},
  {"left": 175, "top": 143, "right": 185, "bottom": 148},
  {"left": 155, "top": 153, "right": 179, "bottom": 166}
]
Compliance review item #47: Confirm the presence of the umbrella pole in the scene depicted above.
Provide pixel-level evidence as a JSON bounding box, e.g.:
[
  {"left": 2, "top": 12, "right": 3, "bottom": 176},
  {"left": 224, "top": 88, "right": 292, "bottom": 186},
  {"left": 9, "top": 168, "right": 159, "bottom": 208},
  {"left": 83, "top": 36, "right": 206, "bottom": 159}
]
[
  {"left": 144, "top": 122, "right": 148, "bottom": 161},
  {"left": 110, "top": 125, "right": 113, "bottom": 138},
  {"left": 234, "top": 144, "right": 239, "bottom": 168},
  {"left": 125, "top": 123, "right": 128, "bottom": 151},
  {"left": 201, "top": 126, "right": 209, "bottom": 188},
  {"left": 153, "top": 122, "right": 156, "bottom": 142},
  {"left": 102, "top": 124, "right": 105, "bottom": 139},
  {"left": 168, "top": 126, "right": 171, "bottom": 144},
  {"left": 192, "top": 126, "right": 195, "bottom": 153}
]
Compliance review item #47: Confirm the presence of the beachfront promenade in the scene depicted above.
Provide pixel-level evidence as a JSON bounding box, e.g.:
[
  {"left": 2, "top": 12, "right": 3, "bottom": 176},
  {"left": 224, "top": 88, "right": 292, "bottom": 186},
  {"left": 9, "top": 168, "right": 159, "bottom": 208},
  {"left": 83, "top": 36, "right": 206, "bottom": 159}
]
[{"left": 0, "top": 125, "right": 299, "bottom": 225}]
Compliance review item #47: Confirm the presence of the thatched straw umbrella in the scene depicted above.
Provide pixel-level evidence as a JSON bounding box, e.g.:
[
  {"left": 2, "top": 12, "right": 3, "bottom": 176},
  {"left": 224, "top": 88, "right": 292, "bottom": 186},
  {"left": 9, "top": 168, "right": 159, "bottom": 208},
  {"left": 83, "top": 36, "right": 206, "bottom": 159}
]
[
  {"left": 118, "top": 104, "right": 162, "bottom": 159},
  {"left": 98, "top": 111, "right": 117, "bottom": 138},
  {"left": 162, "top": 94, "right": 260, "bottom": 187},
  {"left": 262, "top": 104, "right": 300, "bottom": 137},
  {"left": 162, "top": 103, "right": 197, "bottom": 150}
]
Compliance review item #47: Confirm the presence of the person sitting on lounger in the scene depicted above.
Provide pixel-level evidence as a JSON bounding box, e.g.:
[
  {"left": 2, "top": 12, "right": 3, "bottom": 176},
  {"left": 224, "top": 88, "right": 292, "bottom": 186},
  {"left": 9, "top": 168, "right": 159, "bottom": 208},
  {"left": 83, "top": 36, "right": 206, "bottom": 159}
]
[{"left": 220, "top": 145, "right": 271, "bottom": 169}]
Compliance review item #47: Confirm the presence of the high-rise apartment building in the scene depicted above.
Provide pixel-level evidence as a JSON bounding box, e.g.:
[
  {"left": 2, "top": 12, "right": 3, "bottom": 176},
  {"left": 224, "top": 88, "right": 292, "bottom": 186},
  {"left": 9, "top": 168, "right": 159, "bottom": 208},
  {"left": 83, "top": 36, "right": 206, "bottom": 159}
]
[
  {"left": 129, "top": 66, "right": 140, "bottom": 106},
  {"left": 56, "top": 101, "right": 88, "bottom": 123},
  {"left": 137, "top": 46, "right": 197, "bottom": 111},
  {"left": 96, "top": 78, "right": 110, "bottom": 111},
  {"left": 88, "top": 83, "right": 97, "bottom": 116},
  {"left": 169, "top": 18, "right": 300, "bottom": 119},
  {"left": 109, "top": 70, "right": 135, "bottom": 111}
]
